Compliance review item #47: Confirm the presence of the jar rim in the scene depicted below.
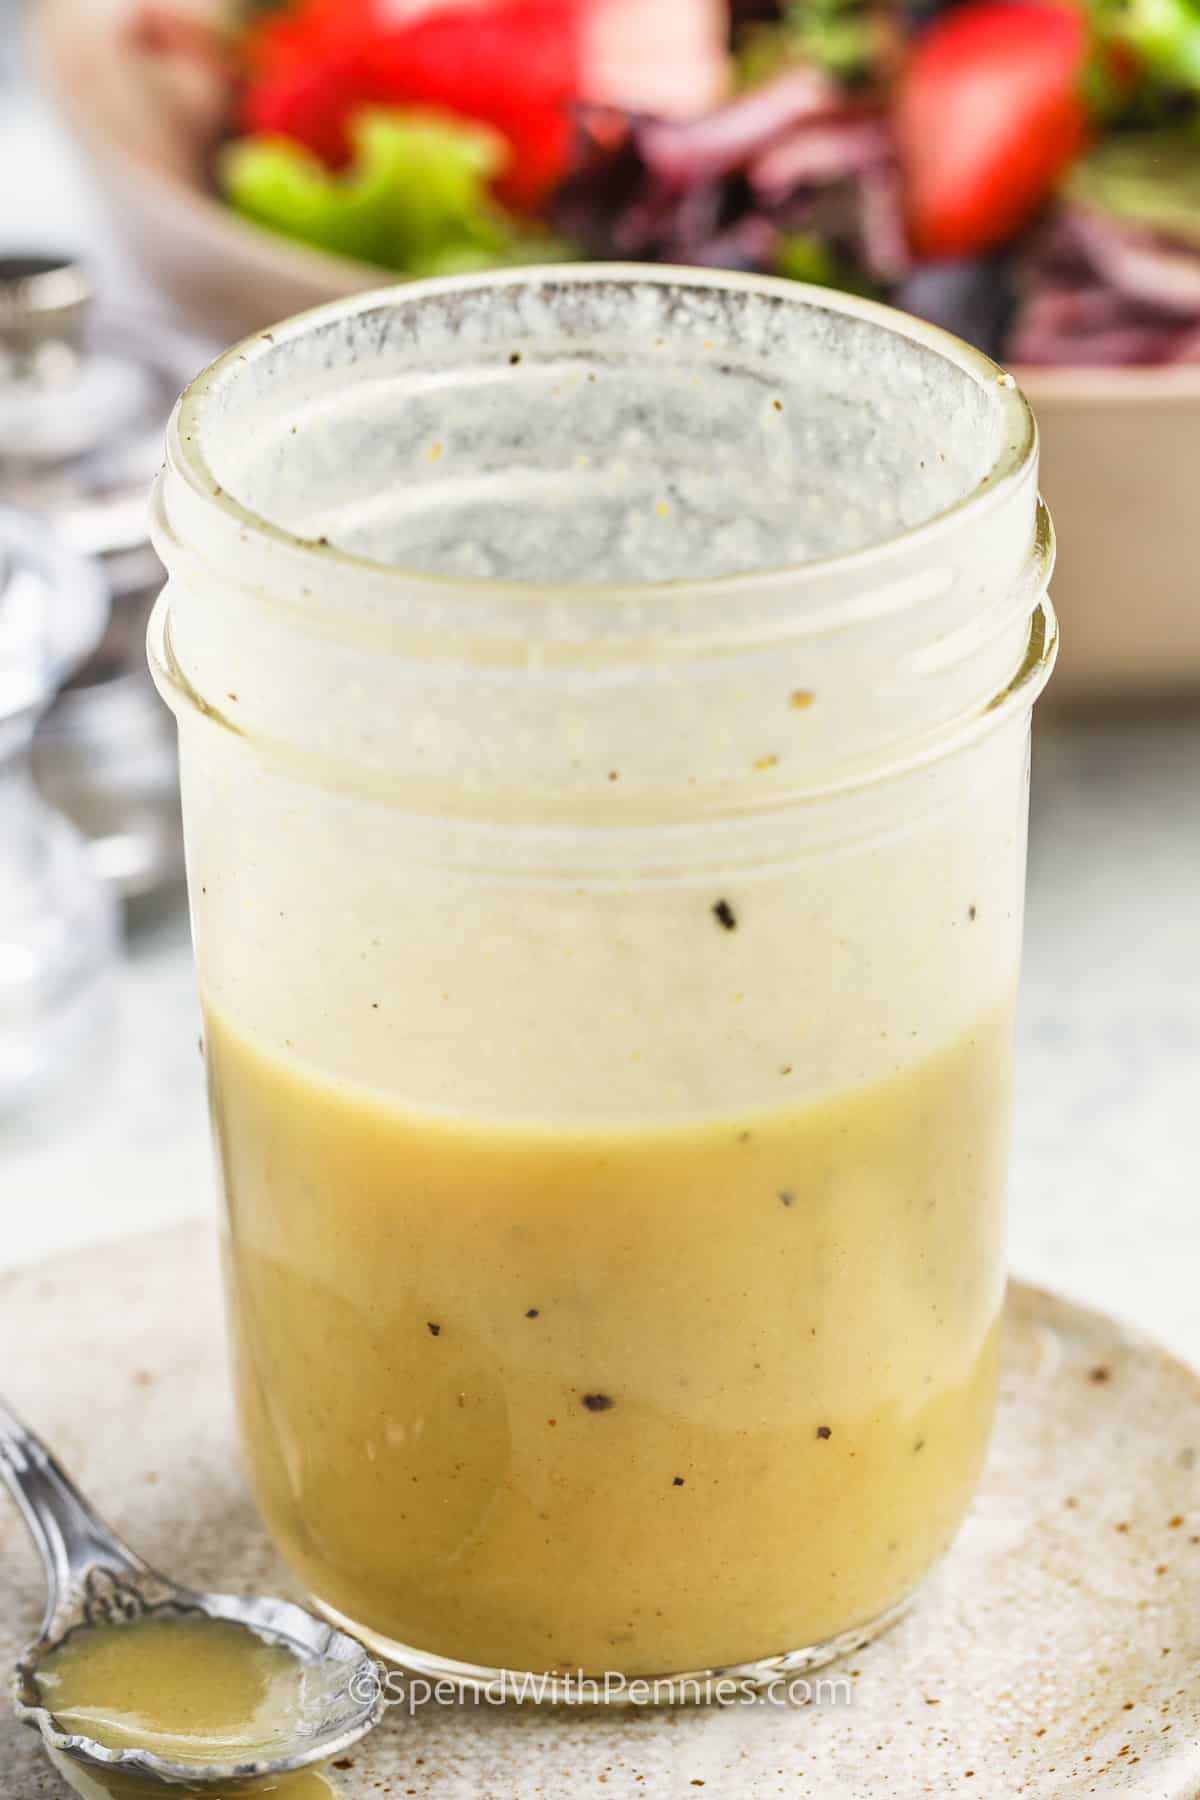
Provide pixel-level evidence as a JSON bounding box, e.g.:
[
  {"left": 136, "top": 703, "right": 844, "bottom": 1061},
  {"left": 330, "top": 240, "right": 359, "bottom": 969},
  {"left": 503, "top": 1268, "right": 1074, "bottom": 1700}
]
[{"left": 166, "top": 263, "right": 1038, "bottom": 610}]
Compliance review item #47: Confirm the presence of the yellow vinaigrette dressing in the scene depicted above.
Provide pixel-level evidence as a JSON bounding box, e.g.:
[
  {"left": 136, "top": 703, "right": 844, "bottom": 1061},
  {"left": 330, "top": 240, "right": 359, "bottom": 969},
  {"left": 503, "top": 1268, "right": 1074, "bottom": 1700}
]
[
  {"left": 37, "top": 1616, "right": 337, "bottom": 1800},
  {"left": 208, "top": 1000, "right": 1010, "bottom": 1677}
]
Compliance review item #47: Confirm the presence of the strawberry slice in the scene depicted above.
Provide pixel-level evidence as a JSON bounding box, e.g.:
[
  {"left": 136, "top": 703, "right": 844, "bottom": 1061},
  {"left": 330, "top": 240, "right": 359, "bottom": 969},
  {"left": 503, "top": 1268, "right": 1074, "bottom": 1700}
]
[{"left": 895, "top": 1, "right": 1092, "bottom": 260}]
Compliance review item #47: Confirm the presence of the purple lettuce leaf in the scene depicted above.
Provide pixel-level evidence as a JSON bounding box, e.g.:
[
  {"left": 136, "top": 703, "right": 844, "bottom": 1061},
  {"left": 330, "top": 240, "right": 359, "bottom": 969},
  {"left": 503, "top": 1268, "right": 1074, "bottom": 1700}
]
[
  {"left": 1007, "top": 204, "right": 1200, "bottom": 364},
  {"left": 551, "top": 74, "right": 908, "bottom": 286}
]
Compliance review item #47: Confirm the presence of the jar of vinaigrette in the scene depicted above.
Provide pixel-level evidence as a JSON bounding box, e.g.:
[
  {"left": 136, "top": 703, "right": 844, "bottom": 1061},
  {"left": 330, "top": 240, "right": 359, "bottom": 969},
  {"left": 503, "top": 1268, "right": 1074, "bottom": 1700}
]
[{"left": 149, "top": 268, "right": 1055, "bottom": 1694}]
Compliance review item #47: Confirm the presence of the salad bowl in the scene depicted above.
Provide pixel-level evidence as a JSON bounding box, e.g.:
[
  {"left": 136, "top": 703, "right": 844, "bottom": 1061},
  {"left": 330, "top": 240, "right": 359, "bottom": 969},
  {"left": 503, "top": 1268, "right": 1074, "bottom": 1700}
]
[{"left": 30, "top": 0, "right": 1200, "bottom": 703}]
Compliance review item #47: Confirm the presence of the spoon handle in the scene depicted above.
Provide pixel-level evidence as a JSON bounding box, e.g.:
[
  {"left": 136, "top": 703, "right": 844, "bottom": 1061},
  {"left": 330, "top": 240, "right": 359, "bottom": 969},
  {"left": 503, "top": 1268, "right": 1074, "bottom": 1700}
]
[{"left": 0, "top": 1396, "right": 147, "bottom": 1630}]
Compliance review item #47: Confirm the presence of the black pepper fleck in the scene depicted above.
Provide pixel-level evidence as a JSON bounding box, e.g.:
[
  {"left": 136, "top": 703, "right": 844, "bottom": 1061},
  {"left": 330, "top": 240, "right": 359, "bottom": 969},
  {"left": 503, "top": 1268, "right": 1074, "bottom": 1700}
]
[
  {"left": 583, "top": 1393, "right": 614, "bottom": 1412},
  {"left": 968, "top": 904, "right": 978, "bottom": 922},
  {"left": 673, "top": 1476, "right": 685, "bottom": 1486},
  {"left": 913, "top": 1436, "right": 925, "bottom": 1452},
  {"left": 509, "top": 351, "right": 522, "bottom": 364},
  {"left": 427, "top": 1322, "right": 441, "bottom": 1337},
  {"left": 1089, "top": 1364, "right": 1112, "bottom": 1384},
  {"left": 778, "top": 1190, "right": 795, "bottom": 1207},
  {"left": 816, "top": 1425, "right": 832, "bottom": 1440},
  {"left": 525, "top": 1308, "right": 540, "bottom": 1318},
  {"left": 712, "top": 899, "right": 737, "bottom": 931}
]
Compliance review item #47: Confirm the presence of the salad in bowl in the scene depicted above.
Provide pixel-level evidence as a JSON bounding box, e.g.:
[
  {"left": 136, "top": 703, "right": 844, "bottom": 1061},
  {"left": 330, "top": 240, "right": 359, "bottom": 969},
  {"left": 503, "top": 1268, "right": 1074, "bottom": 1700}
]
[
  {"left": 32, "top": 0, "right": 1200, "bottom": 699},
  {"left": 125, "top": 0, "right": 1200, "bottom": 366}
]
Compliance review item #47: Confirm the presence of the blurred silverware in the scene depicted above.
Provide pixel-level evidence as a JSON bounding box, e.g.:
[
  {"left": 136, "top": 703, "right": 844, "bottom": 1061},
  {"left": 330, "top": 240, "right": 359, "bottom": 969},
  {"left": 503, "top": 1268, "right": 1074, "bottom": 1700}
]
[
  {"left": 0, "top": 503, "right": 117, "bottom": 1107},
  {"left": 0, "top": 250, "right": 209, "bottom": 902}
]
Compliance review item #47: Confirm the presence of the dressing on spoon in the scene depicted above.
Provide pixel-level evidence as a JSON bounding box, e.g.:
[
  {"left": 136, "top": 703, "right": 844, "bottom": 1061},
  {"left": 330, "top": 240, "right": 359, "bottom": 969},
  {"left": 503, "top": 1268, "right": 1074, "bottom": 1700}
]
[
  {"left": 36, "top": 1615, "right": 344, "bottom": 1799},
  {"left": 1, "top": 1397, "right": 379, "bottom": 1794}
]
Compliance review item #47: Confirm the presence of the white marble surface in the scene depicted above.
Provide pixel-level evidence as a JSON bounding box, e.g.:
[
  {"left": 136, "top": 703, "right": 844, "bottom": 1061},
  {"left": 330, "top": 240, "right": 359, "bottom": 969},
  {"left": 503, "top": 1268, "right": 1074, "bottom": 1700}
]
[
  {"left": 1, "top": 23, "right": 1198, "bottom": 1365},
  {"left": 1012, "top": 715, "right": 1200, "bottom": 1362}
]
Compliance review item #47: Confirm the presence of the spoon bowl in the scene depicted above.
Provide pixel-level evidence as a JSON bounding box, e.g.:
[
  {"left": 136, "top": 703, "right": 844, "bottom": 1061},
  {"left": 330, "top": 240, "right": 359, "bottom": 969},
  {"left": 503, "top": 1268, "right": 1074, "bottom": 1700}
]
[{"left": 1, "top": 1398, "right": 385, "bottom": 1789}]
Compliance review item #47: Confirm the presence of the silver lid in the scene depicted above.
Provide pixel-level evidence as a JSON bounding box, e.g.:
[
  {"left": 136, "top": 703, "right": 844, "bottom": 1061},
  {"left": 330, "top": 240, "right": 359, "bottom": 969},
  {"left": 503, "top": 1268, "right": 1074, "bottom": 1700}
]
[
  {"left": 0, "top": 253, "right": 209, "bottom": 594},
  {"left": 0, "top": 255, "right": 92, "bottom": 361}
]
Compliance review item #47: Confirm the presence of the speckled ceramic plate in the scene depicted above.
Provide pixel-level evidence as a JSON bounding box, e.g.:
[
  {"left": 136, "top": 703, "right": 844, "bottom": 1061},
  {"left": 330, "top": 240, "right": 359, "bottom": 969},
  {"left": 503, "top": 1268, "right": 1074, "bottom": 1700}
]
[{"left": 1, "top": 1225, "right": 1198, "bottom": 1799}]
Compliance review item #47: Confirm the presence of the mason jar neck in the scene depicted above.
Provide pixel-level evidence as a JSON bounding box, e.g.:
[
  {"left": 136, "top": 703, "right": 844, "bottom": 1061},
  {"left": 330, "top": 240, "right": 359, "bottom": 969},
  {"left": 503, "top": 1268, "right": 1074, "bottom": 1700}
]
[{"left": 149, "top": 267, "right": 1055, "bottom": 826}]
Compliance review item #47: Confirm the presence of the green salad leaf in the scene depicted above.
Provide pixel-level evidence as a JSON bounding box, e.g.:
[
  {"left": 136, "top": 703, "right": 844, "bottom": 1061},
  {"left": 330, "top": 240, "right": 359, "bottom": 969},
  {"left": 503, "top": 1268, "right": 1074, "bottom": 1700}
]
[
  {"left": 773, "top": 231, "right": 880, "bottom": 296},
  {"left": 220, "top": 109, "right": 575, "bottom": 275},
  {"left": 1066, "top": 129, "right": 1200, "bottom": 244},
  {"left": 788, "top": 0, "right": 880, "bottom": 80},
  {"left": 1089, "top": 0, "right": 1200, "bottom": 94},
  {"left": 773, "top": 231, "right": 840, "bottom": 287},
  {"left": 737, "top": 0, "right": 879, "bottom": 88}
]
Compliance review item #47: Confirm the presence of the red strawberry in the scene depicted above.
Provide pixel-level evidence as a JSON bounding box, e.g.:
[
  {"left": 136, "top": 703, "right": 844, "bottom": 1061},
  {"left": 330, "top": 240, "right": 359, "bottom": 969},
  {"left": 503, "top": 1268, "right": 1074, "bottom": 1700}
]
[{"left": 895, "top": 1, "right": 1092, "bottom": 260}]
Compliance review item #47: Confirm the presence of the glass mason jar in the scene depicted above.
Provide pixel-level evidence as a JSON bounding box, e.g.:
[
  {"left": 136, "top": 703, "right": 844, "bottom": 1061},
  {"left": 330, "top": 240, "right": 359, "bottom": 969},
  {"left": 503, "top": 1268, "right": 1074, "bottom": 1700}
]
[{"left": 149, "top": 267, "right": 1055, "bottom": 1695}]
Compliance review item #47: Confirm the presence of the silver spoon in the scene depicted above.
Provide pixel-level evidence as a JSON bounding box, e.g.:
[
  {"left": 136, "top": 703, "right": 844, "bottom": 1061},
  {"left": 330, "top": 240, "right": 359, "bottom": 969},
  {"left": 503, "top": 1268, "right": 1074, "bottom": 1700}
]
[{"left": 0, "top": 1397, "right": 385, "bottom": 1789}]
